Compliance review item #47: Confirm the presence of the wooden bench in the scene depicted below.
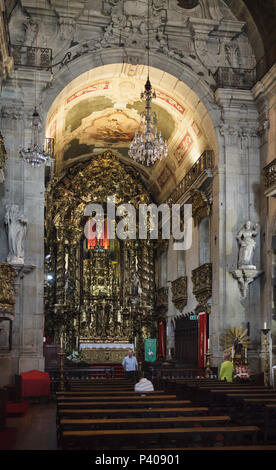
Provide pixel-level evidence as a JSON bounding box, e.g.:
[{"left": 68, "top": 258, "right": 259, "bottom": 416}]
[
  {"left": 57, "top": 400, "right": 191, "bottom": 410},
  {"left": 56, "top": 394, "right": 177, "bottom": 402},
  {"left": 61, "top": 425, "right": 260, "bottom": 450},
  {"left": 56, "top": 390, "right": 165, "bottom": 397},
  {"left": 56, "top": 406, "right": 209, "bottom": 421},
  {"left": 59, "top": 415, "right": 231, "bottom": 430},
  {"left": 69, "top": 387, "right": 134, "bottom": 392},
  {"left": 264, "top": 404, "right": 276, "bottom": 442}
]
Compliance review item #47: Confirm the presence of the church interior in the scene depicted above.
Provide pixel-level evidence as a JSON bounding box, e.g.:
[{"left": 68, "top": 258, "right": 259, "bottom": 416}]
[{"left": 1, "top": 0, "right": 276, "bottom": 452}]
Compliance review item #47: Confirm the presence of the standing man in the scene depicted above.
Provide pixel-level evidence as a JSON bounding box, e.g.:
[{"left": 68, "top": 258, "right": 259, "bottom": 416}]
[{"left": 122, "top": 349, "right": 138, "bottom": 381}]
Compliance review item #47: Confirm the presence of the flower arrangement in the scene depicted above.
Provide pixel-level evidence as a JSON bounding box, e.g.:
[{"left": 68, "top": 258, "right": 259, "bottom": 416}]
[{"left": 66, "top": 350, "right": 83, "bottom": 363}]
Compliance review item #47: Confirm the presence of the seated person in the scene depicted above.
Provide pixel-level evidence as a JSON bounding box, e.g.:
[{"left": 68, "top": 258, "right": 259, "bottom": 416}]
[
  {"left": 134, "top": 371, "right": 154, "bottom": 392},
  {"left": 219, "top": 352, "right": 234, "bottom": 382}
]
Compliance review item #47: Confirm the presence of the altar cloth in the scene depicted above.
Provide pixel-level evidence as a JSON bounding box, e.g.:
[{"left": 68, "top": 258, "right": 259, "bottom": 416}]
[{"left": 79, "top": 343, "right": 134, "bottom": 350}]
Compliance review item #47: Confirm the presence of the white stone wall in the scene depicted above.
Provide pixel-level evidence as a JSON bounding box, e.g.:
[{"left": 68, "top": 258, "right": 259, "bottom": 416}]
[{"left": 0, "top": 0, "right": 270, "bottom": 383}]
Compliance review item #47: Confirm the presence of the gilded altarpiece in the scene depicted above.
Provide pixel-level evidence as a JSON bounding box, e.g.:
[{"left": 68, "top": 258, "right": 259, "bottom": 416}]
[{"left": 44, "top": 151, "right": 156, "bottom": 361}]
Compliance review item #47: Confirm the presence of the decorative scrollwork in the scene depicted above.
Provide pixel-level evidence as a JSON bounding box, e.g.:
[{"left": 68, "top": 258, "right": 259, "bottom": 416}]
[
  {"left": 171, "top": 276, "right": 188, "bottom": 312},
  {"left": 0, "top": 262, "right": 16, "bottom": 320}
]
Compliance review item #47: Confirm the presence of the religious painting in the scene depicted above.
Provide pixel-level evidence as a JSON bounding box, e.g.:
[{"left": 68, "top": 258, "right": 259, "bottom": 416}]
[
  {"left": 173, "top": 131, "right": 194, "bottom": 165},
  {"left": 45, "top": 71, "right": 208, "bottom": 174},
  {"left": 63, "top": 102, "right": 175, "bottom": 163},
  {"left": 157, "top": 165, "right": 172, "bottom": 188}
]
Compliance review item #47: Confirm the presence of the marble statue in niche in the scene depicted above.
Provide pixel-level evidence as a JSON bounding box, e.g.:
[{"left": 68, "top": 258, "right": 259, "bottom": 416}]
[
  {"left": 236, "top": 221, "right": 259, "bottom": 269},
  {"left": 5, "top": 204, "right": 28, "bottom": 265}
]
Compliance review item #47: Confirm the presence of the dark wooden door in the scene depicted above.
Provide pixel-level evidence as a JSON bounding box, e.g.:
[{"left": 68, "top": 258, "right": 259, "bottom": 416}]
[{"left": 175, "top": 317, "right": 198, "bottom": 366}]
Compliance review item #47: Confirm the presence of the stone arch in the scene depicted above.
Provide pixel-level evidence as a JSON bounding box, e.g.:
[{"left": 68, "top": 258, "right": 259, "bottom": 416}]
[{"left": 41, "top": 49, "right": 221, "bottom": 168}]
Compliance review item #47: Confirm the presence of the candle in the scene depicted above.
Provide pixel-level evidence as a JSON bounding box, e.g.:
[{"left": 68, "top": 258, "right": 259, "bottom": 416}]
[
  {"left": 264, "top": 322, "right": 267, "bottom": 329},
  {"left": 231, "top": 346, "right": 234, "bottom": 359},
  {"left": 245, "top": 347, "right": 247, "bottom": 359},
  {"left": 207, "top": 338, "right": 210, "bottom": 350},
  {"left": 60, "top": 334, "right": 63, "bottom": 349}
]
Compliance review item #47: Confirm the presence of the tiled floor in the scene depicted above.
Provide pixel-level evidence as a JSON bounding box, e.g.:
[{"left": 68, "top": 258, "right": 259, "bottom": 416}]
[{"left": 6, "top": 401, "right": 58, "bottom": 450}]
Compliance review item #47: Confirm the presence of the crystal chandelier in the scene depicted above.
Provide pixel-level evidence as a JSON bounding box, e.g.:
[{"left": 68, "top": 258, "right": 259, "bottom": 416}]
[
  {"left": 128, "top": 1, "right": 168, "bottom": 167},
  {"left": 19, "top": 108, "right": 51, "bottom": 167}
]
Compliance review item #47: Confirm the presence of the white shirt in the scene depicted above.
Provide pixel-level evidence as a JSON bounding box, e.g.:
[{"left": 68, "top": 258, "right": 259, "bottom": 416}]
[
  {"left": 134, "top": 378, "right": 154, "bottom": 392},
  {"left": 122, "top": 355, "right": 138, "bottom": 371}
]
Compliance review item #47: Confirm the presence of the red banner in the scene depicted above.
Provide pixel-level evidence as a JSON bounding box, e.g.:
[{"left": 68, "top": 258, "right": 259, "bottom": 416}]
[
  {"left": 198, "top": 312, "right": 207, "bottom": 369},
  {"left": 158, "top": 321, "right": 165, "bottom": 358}
]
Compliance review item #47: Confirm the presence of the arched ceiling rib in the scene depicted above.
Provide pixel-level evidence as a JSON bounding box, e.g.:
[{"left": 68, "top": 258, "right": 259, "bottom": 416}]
[{"left": 46, "top": 63, "right": 216, "bottom": 202}]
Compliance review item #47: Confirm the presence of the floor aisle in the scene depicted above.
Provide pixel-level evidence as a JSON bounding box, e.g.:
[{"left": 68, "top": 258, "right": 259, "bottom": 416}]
[{"left": 6, "top": 402, "right": 58, "bottom": 450}]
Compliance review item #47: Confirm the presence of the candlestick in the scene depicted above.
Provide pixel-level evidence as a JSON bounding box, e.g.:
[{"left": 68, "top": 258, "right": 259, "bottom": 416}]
[{"left": 261, "top": 327, "right": 270, "bottom": 387}]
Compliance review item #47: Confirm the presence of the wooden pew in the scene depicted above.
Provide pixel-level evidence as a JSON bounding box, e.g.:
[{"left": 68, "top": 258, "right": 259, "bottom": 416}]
[
  {"left": 59, "top": 415, "right": 231, "bottom": 431},
  {"left": 56, "top": 390, "right": 166, "bottom": 397},
  {"left": 208, "top": 389, "right": 276, "bottom": 409},
  {"left": 60, "top": 425, "right": 260, "bottom": 450},
  {"left": 56, "top": 394, "right": 177, "bottom": 402},
  {"left": 56, "top": 405, "right": 210, "bottom": 440},
  {"left": 264, "top": 404, "right": 276, "bottom": 442},
  {"left": 69, "top": 386, "right": 134, "bottom": 392},
  {"left": 56, "top": 406, "right": 209, "bottom": 421},
  {"left": 57, "top": 415, "right": 232, "bottom": 444},
  {"left": 57, "top": 400, "right": 191, "bottom": 410},
  {"left": 139, "top": 445, "right": 276, "bottom": 451}
]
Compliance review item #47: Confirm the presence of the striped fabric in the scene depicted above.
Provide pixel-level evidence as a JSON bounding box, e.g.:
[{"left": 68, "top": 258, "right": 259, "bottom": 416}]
[{"left": 134, "top": 378, "right": 154, "bottom": 392}]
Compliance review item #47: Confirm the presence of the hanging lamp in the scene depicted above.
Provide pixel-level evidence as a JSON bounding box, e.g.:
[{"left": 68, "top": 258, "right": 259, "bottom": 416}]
[{"left": 128, "top": 0, "right": 168, "bottom": 166}]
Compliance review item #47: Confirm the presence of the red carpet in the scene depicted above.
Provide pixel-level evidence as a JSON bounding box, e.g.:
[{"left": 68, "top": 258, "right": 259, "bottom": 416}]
[
  {"left": 0, "top": 427, "right": 17, "bottom": 450},
  {"left": 6, "top": 401, "right": 29, "bottom": 416}
]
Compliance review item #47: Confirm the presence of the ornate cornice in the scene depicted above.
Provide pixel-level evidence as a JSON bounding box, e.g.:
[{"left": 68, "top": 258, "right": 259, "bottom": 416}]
[
  {"left": 171, "top": 276, "right": 188, "bottom": 312},
  {"left": 263, "top": 157, "right": 276, "bottom": 197},
  {"left": 191, "top": 263, "right": 212, "bottom": 310},
  {"left": 189, "top": 188, "right": 211, "bottom": 225},
  {"left": 155, "top": 286, "right": 168, "bottom": 318},
  {"left": 167, "top": 150, "right": 214, "bottom": 205}
]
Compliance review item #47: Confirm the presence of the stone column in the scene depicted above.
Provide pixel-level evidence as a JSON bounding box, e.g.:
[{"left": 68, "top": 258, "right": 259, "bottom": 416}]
[
  {"left": 0, "top": 69, "right": 51, "bottom": 383},
  {"left": 211, "top": 88, "right": 261, "bottom": 373},
  {"left": 253, "top": 64, "right": 276, "bottom": 376}
]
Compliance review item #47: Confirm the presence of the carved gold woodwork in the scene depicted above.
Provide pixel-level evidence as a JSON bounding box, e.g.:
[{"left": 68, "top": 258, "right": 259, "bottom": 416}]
[
  {"left": 171, "top": 276, "right": 188, "bottom": 312},
  {"left": 0, "top": 132, "right": 7, "bottom": 178},
  {"left": 263, "top": 157, "right": 276, "bottom": 197},
  {"left": 191, "top": 263, "right": 212, "bottom": 310},
  {"left": 156, "top": 286, "right": 169, "bottom": 318},
  {"left": 0, "top": 262, "right": 16, "bottom": 320},
  {"left": 45, "top": 151, "right": 155, "bottom": 349},
  {"left": 220, "top": 326, "right": 250, "bottom": 363},
  {"left": 82, "top": 348, "right": 130, "bottom": 364},
  {"left": 167, "top": 150, "right": 214, "bottom": 205},
  {"left": 189, "top": 189, "right": 211, "bottom": 225}
]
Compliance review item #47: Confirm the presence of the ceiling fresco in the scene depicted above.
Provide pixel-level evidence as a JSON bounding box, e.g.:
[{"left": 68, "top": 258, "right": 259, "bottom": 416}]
[{"left": 45, "top": 63, "right": 212, "bottom": 200}]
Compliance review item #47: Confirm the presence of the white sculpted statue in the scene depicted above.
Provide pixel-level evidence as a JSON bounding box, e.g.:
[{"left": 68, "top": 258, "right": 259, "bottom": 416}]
[
  {"left": 236, "top": 221, "right": 259, "bottom": 269},
  {"left": 5, "top": 205, "right": 28, "bottom": 265}
]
